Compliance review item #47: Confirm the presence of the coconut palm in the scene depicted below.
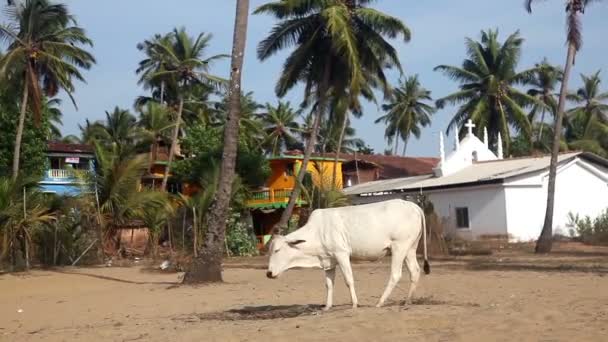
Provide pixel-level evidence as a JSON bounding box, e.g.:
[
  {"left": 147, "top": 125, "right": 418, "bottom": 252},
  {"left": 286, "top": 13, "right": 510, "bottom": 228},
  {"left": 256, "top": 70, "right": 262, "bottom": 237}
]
[
  {"left": 376, "top": 75, "right": 436, "bottom": 156},
  {"left": 526, "top": 0, "right": 602, "bottom": 253},
  {"left": 142, "top": 28, "right": 228, "bottom": 192},
  {"left": 90, "top": 107, "right": 138, "bottom": 158},
  {"left": 526, "top": 59, "right": 562, "bottom": 142},
  {"left": 566, "top": 71, "right": 608, "bottom": 137},
  {"left": 0, "top": 0, "right": 95, "bottom": 180},
  {"left": 137, "top": 103, "right": 175, "bottom": 172},
  {"left": 183, "top": 0, "right": 251, "bottom": 284},
  {"left": 259, "top": 101, "right": 301, "bottom": 155},
  {"left": 44, "top": 98, "right": 63, "bottom": 140},
  {"left": 0, "top": 176, "right": 55, "bottom": 270},
  {"left": 256, "top": 0, "right": 410, "bottom": 231},
  {"left": 136, "top": 33, "right": 173, "bottom": 105},
  {"left": 321, "top": 119, "right": 364, "bottom": 154},
  {"left": 87, "top": 142, "right": 172, "bottom": 255},
  {"left": 215, "top": 91, "right": 265, "bottom": 148},
  {"left": 435, "top": 29, "right": 538, "bottom": 153}
]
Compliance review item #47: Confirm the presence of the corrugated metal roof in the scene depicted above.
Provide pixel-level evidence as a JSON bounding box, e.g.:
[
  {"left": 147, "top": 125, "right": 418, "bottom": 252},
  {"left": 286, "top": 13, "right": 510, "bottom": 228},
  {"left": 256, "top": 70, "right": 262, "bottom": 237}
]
[{"left": 343, "top": 152, "right": 597, "bottom": 196}]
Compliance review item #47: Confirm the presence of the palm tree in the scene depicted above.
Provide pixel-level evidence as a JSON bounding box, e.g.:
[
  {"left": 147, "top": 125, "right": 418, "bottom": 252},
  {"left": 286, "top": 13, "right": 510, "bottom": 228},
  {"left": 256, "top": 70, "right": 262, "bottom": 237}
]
[
  {"left": 526, "top": 0, "right": 601, "bottom": 253},
  {"left": 215, "top": 91, "right": 265, "bottom": 148},
  {"left": 259, "top": 101, "right": 301, "bottom": 155},
  {"left": 137, "top": 102, "right": 174, "bottom": 172},
  {"left": 0, "top": 176, "right": 55, "bottom": 270},
  {"left": 321, "top": 119, "right": 364, "bottom": 154},
  {"left": 255, "top": 0, "right": 410, "bottom": 232},
  {"left": 566, "top": 71, "right": 608, "bottom": 137},
  {"left": 435, "top": 29, "right": 538, "bottom": 153},
  {"left": 376, "top": 75, "right": 436, "bottom": 156},
  {"left": 136, "top": 33, "right": 173, "bottom": 105},
  {"left": 87, "top": 143, "right": 172, "bottom": 255},
  {"left": 182, "top": 0, "right": 250, "bottom": 284},
  {"left": 141, "top": 28, "right": 227, "bottom": 192},
  {"left": 0, "top": 0, "right": 95, "bottom": 180},
  {"left": 527, "top": 59, "right": 562, "bottom": 143},
  {"left": 44, "top": 98, "right": 63, "bottom": 140},
  {"left": 90, "top": 107, "right": 138, "bottom": 158}
]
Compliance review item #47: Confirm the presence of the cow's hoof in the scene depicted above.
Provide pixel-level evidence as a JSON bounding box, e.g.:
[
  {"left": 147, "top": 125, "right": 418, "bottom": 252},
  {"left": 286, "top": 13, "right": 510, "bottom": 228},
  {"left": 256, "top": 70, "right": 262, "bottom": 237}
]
[
  {"left": 322, "top": 306, "right": 332, "bottom": 312},
  {"left": 375, "top": 302, "right": 384, "bottom": 308}
]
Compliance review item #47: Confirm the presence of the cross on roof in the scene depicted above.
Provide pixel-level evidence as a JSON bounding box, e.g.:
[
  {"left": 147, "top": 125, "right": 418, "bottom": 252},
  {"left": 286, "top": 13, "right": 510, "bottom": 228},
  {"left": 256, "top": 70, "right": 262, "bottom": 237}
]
[{"left": 465, "top": 119, "right": 475, "bottom": 136}]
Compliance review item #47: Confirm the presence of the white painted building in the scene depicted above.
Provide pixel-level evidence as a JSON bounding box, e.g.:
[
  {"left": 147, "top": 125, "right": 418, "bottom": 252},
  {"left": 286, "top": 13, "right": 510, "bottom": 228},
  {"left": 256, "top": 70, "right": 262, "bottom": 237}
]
[{"left": 344, "top": 120, "right": 608, "bottom": 241}]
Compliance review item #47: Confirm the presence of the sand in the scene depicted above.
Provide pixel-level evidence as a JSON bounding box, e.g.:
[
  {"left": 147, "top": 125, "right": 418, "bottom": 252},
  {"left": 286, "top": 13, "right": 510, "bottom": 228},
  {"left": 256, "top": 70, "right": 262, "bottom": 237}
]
[{"left": 1, "top": 244, "right": 608, "bottom": 341}]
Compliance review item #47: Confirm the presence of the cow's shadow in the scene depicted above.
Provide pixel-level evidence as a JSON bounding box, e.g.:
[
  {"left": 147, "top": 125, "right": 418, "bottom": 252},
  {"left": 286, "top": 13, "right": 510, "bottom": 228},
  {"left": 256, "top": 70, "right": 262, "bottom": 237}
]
[
  {"left": 191, "top": 297, "right": 464, "bottom": 321},
  {"left": 196, "top": 304, "right": 325, "bottom": 321}
]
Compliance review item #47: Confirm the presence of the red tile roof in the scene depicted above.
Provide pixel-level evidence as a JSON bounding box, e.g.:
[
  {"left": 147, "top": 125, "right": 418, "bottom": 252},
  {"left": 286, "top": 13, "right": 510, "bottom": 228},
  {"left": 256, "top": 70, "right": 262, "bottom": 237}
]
[
  {"left": 47, "top": 141, "right": 94, "bottom": 154},
  {"left": 320, "top": 153, "right": 439, "bottom": 179}
]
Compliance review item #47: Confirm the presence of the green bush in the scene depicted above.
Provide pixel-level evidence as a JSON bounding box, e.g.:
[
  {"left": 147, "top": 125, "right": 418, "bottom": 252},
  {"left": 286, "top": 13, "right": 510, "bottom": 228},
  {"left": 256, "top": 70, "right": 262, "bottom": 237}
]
[
  {"left": 225, "top": 212, "right": 258, "bottom": 257},
  {"left": 567, "top": 209, "right": 608, "bottom": 245}
]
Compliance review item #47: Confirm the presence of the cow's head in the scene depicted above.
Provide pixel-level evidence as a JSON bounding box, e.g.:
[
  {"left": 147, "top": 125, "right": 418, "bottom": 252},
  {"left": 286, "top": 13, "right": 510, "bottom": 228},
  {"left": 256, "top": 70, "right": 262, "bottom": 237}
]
[{"left": 266, "top": 235, "right": 309, "bottom": 279}]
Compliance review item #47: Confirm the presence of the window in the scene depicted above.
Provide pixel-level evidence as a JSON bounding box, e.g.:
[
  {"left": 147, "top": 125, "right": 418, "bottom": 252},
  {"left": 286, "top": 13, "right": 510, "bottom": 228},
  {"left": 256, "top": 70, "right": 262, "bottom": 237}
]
[
  {"left": 472, "top": 151, "right": 478, "bottom": 162},
  {"left": 456, "top": 207, "right": 470, "bottom": 229}
]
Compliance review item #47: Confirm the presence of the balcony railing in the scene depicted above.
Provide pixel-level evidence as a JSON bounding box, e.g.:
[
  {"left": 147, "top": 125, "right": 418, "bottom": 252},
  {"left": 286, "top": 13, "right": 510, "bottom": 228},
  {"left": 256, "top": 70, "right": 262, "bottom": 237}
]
[
  {"left": 46, "top": 169, "right": 89, "bottom": 179},
  {"left": 247, "top": 188, "right": 303, "bottom": 207}
]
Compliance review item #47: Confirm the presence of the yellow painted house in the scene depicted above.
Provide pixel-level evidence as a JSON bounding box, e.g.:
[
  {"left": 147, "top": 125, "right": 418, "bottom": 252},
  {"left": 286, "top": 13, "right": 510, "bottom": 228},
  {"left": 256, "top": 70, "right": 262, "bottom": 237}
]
[{"left": 247, "top": 153, "right": 344, "bottom": 247}]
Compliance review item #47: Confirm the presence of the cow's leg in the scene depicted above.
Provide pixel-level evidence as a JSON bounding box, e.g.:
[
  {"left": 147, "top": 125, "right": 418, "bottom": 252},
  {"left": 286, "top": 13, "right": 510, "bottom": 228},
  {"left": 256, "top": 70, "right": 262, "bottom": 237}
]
[
  {"left": 403, "top": 248, "right": 421, "bottom": 304},
  {"left": 376, "top": 243, "right": 407, "bottom": 307},
  {"left": 323, "top": 268, "right": 336, "bottom": 311},
  {"left": 335, "top": 253, "right": 358, "bottom": 309}
]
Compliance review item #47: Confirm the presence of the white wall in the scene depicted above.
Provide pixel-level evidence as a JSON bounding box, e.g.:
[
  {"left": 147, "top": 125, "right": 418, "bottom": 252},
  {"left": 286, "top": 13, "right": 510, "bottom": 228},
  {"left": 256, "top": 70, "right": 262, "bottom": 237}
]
[
  {"left": 426, "top": 185, "right": 508, "bottom": 240},
  {"left": 504, "top": 159, "right": 608, "bottom": 241}
]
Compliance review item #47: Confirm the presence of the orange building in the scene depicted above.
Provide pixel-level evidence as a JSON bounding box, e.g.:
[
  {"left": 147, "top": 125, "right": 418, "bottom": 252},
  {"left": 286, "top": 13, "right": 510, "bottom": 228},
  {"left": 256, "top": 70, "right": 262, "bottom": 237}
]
[{"left": 247, "top": 153, "right": 344, "bottom": 248}]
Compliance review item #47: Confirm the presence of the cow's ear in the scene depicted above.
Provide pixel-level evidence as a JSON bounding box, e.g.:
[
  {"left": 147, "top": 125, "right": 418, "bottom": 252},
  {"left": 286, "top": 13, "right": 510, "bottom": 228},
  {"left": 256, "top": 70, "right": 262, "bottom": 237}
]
[{"left": 288, "top": 239, "right": 306, "bottom": 247}]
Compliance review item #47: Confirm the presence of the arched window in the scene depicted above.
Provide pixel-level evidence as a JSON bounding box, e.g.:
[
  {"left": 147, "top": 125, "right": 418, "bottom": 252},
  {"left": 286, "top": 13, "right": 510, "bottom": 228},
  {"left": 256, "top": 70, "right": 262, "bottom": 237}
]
[{"left": 472, "top": 151, "right": 478, "bottom": 162}]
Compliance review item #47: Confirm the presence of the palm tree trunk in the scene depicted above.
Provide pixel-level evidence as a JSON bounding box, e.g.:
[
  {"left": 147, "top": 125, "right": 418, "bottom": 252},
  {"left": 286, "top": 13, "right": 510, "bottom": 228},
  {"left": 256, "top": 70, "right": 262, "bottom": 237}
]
[
  {"left": 160, "top": 81, "right": 165, "bottom": 105},
  {"left": 331, "top": 113, "right": 348, "bottom": 190},
  {"left": 275, "top": 58, "right": 331, "bottom": 234},
  {"left": 161, "top": 97, "right": 184, "bottom": 192},
  {"left": 148, "top": 140, "right": 158, "bottom": 173},
  {"left": 192, "top": 207, "right": 198, "bottom": 258},
  {"left": 536, "top": 43, "right": 577, "bottom": 254},
  {"left": 12, "top": 84, "right": 29, "bottom": 181},
  {"left": 393, "top": 130, "right": 399, "bottom": 156},
  {"left": 402, "top": 135, "right": 409, "bottom": 156},
  {"left": 538, "top": 109, "right": 546, "bottom": 142},
  {"left": 182, "top": 0, "right": 249, "bottom": 284}
]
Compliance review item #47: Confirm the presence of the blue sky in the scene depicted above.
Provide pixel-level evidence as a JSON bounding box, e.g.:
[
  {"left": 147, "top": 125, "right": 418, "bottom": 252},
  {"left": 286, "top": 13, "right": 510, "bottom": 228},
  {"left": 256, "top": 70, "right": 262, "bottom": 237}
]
[{"left": 50, "top": 0, "right": 608, "bottom": 156}]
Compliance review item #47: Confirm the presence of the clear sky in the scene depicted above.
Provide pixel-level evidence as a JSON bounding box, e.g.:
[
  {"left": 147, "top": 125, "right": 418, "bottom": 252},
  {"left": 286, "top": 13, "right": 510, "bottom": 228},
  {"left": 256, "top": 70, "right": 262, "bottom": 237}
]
[{"left": 49, "top": 0, "right": 608, "bottom": 156}]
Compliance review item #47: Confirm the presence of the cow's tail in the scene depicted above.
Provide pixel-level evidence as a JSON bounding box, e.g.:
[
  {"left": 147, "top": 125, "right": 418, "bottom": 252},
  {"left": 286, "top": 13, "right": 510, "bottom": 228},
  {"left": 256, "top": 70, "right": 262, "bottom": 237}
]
[{"left": 420, "top": 206, "right": 431, "bottom": 275}]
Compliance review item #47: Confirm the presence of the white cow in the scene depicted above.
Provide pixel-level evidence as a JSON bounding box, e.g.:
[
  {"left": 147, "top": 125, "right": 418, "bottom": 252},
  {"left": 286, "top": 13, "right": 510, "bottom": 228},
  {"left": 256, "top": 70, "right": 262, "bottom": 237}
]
[{"left": 266, "top": 199, "right": 429, "bottom": 310}]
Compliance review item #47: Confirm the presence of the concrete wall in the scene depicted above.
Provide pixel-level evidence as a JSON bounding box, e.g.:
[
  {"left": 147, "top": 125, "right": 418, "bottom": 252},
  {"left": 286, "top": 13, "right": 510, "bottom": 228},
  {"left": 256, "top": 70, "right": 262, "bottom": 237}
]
[
  {"left": 425, "top": 186, "right": 508, "bottom": 240},
  {"left": 504, "top": 158, "right": 608, "bottom": 241}
]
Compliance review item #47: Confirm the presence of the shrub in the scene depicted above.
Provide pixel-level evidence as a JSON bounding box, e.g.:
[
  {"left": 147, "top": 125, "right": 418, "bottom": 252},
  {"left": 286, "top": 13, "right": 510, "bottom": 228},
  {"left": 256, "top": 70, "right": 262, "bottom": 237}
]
[
  {"left": 225, "top": 212, "right": 258, "bottom": 257},
  {"left": 567, "top": 209, "right": 608, "bottom": 245}
]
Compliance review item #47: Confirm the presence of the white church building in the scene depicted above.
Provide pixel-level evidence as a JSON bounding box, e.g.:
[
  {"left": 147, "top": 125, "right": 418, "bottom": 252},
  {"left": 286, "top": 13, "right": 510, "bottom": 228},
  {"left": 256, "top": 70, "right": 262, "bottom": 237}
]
[{"left": 344, "top": 120, "right": 608, "bottom": 242}]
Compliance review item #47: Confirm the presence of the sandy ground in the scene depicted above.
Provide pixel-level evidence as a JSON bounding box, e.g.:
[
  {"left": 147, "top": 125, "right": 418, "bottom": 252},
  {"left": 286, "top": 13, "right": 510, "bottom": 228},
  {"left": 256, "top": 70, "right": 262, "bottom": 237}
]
[{"left": 1, "top": 244, "right": 608, "bottom": 342}]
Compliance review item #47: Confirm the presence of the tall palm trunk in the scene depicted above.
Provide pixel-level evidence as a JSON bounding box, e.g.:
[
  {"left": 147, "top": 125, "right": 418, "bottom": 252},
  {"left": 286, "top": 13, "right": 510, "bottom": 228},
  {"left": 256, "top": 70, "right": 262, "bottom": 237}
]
[
  {"left": 536, "top": 43, "right": 577, "bottom": 253},
  {"left": 402, "top": 135, "right": 409, "bottom": 156},
  {"left": 331, "top": 113, "right": 348, "bottom": 190},
  {"left": 161, "top": 97, "right": 184, "bottom": 192},
  {"left": 182, "top": 0, "right": 249, "bottom": 283},
  {"left": 192, "top": 207, "right": 198, "bottom": 257},
  {"left": 393, "top": 130, "right": 399, "bottom": 155},
  {"left": 538, "top": 109, "right": 546, "bottom": 142},
  {"left": 12, "top": 83, "right": 29, "bottom": 181},
  {"left": 275, "top": 60, "right": 331, "bottom": 234},
  {"left": 148, "top": 140, "right": 158, "bottom": 173}
]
